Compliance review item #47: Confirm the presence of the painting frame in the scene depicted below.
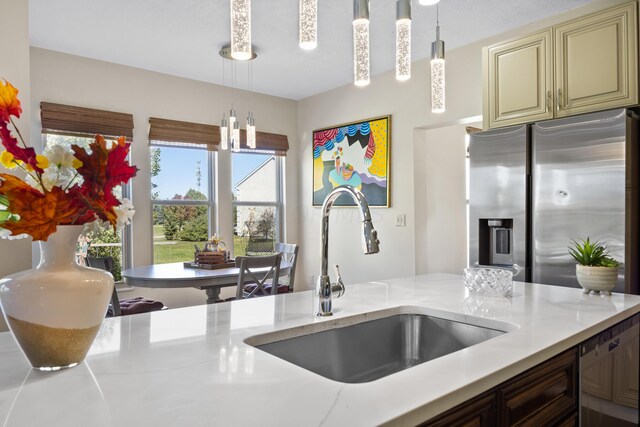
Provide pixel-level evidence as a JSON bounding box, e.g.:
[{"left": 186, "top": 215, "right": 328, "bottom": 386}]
[{"left": 312, "top": 115, "right": 391, "bottom": 207}]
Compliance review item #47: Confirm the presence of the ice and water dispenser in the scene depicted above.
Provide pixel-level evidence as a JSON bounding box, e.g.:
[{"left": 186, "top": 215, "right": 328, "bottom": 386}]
[{"left": 478, "top": 219, "right": 514, "bottom": 267}]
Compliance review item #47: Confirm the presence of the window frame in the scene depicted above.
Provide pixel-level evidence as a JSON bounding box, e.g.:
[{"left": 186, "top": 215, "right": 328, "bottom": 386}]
[{"left": 231, "top": 152, "right": 285, "bottom": 253}]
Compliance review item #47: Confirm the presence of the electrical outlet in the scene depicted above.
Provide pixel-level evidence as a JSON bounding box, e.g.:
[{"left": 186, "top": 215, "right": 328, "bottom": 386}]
[{"left": 396, "top": 214, "right": 406, "bottom": 227}]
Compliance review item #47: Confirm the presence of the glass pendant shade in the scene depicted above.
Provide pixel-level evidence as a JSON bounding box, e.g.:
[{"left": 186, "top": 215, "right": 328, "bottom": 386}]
[
  {"left": 232, "top": 121, "right": 240, "bottom": 152},
  {"left": 231, "top": 0, "right": 252, "bottom": 60},
  {"left": 430, "top": 21, "right": 445, "bottom": 113},
  {"left": 353, "top": 20, "right": 370, "bottom": 86},
  {"left": 247, "top": 113, "right": 256, "bottom": 149},
  {"left": 220, "top": 115, "right": 228, "bottom": 150},
  {"left": 229, "top": 109, "right": 237, "bottom": 133},
  {"left": 353, "top": 0, "right": 370, "bottom": 86},
  {"left": 395, "top": 0, "right": 411, "bottom": 81},
  {"left": 299, "top": 0, "right": 317, "bottom": 50},
  {"left": 431, "top": 58, "right": 445, "bottom": 113}
]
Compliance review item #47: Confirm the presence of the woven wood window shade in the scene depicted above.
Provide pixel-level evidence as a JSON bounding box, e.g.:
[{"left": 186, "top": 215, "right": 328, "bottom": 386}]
[
  {"left": 148, "top": 117, "right": 220, "bottom": 150},
  {"left": 238, "top": 129, "right": 289, "bottom": 156},
  {"left": 150, "top": 117, "right": 289, "bottom": 155},
  {"left": 41, "top": 102, "right": 134, "bottom": 138}
]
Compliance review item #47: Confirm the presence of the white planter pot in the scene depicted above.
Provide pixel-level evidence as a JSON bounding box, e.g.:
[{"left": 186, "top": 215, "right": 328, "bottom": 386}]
[
  {"left": 575, "top": 264, "right": 618, "bottom": 295},
  {"left": 0, "top": 225, "right": 113, "bottom": 370}
]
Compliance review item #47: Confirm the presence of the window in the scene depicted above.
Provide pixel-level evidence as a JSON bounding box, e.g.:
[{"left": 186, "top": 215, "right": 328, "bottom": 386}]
[
  {"left": 43, "top": 134, "right": 131, "bottom": 282},
  {"left": 148, "top": 118, "right": 219, "bottom": 264},
  {"left": 151, "top": 146, "right": 214, "bottom": 264},
  {"left": 40, "top": 102, "right": 134, "bottom": 282},
  {"left": 232, "top": 152, "right": 284, "bottom": 256}
]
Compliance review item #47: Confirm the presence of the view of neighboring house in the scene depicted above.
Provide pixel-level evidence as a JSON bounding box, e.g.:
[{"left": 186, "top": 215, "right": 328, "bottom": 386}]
[{"left": 234, "top": 156, "right": 276, "bottom": 237}]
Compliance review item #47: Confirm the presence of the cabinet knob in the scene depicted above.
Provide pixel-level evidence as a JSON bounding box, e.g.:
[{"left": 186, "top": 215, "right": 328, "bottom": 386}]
[{"left": 546, "top": 91, "right": 552, "bottom": 111}]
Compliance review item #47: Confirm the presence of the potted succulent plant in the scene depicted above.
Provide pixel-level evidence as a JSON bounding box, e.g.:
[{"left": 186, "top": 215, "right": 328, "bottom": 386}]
[{"left": 568, "top": 237, "right": 619, "bottom": 295}]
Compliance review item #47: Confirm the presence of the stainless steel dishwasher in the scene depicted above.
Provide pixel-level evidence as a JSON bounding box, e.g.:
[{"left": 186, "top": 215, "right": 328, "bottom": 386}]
[{"left": 580, "top": 313, "right": 639, "bottom": 426}]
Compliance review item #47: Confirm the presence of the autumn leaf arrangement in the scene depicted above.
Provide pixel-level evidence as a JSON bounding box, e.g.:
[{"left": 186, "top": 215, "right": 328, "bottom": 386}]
[{"left": 0, "top": 79, "right": 138, "bottom": 241}]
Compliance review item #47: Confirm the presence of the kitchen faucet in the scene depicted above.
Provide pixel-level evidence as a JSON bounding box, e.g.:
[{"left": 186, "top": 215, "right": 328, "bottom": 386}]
[{"left": 315, "top": 185, "right": 380, "bottom": 317}]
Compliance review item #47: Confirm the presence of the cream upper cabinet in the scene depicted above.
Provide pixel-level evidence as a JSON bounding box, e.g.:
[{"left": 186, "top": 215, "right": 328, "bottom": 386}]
[
  {"left": 483, "top": 1, "right": 638, "bottom": 129},
  {"left": 555, "top": 2, "right": 638, "bottom": 117},
  {"left": 483, "top": 30, "right": 553, "bottom": 130}
]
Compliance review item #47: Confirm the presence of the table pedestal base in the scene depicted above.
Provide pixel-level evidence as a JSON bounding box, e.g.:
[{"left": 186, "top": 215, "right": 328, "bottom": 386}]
[{"left": 205, "top": 287, "right": 222, "bottom": 304}]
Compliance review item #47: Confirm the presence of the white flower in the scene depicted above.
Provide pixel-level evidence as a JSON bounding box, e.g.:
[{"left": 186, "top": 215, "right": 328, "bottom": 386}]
[
  {"left": 24, "top": 148, "right": 84, "bottom": 192},
  {"left": 115, "top": 198, "right": 135, "bottom": 230},
  {"left": 43, "top": 145, "right": 79, "bottom": 169},
  {"left": 84, "top": 218, "right": 115, "bottom": 236},
  {"left": 0, "top": 228, "right": 28, "bottom": 240}
]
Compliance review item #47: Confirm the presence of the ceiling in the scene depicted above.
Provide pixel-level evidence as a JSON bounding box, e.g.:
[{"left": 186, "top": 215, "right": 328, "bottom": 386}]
[{"left": 29, "top": 0, "right": 594, "bottom": 101}]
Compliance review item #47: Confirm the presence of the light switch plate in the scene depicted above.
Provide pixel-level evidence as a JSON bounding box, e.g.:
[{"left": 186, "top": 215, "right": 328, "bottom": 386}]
[{"left": 396, "top": 214, "right": 406, "bottom": 227}]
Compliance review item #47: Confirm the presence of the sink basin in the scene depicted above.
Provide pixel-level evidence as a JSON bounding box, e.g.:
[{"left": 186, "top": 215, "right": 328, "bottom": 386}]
[{"left": 246, "top": 308, "right": 509, "bottom": 383}]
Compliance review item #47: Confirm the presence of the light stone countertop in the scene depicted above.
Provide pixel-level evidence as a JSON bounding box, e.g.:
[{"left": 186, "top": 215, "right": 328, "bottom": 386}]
[{"left": 0, "top": 273, "right": 639, "bottom": 426}]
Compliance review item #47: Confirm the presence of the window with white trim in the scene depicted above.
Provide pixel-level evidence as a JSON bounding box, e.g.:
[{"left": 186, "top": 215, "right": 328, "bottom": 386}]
[
  {"left": 232, "top": 151, "right": 284, "bottom": 256},
  {"left": 148, "top": 117, "right": 220, "bottom": 264}
]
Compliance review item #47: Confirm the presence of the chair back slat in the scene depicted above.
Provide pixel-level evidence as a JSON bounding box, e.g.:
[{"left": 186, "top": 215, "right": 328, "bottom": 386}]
[
  {"left": 274, "top": 242, "right": 299, "bottom": 292},
  {"left": 235, "top": 254, "right": 282, "bottom": 299}
]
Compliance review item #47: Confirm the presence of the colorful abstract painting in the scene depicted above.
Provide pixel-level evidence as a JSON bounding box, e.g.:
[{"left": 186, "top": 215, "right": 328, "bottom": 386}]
[{"left": 313, "top": 115, "right": 390, "bottom": 207}]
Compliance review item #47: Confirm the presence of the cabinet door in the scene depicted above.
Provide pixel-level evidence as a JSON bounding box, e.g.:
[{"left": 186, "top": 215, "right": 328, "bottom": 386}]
[
  {"left": 555, "top": 2, "right": 638, "bottom": 117},
  {"left": 420, "top": 392, "right": 495, "bottom": 427},
  {"left": 612, "top": 323, "right": 639, "bottom": 407},
  {"left": 497, "top": 348, "right": 578, "bottom": 426},
  {"left": 484, "top": 30, "right": 553, "bottom": 129}
]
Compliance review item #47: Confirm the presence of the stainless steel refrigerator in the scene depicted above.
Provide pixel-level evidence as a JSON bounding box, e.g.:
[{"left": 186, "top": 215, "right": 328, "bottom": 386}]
[{"left": 469, "top": 109, "right": 639, "bottom": 294}]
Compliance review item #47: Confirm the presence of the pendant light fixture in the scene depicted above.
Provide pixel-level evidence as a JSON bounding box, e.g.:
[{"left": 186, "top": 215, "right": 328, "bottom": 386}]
[
  {"left": 247, "top": 112, "right": 256, "bottom": 149},
  {"left": 232, "top": 119, "right": 240, "bottom": 152},
  {"left": 299, "top": 0, "right": 318, "bottom": 50},
  {"left": 353, "top": 0, "right": 370, "bottom": 87},
  {"left": 220, "top": 114, "right": 228, "bottom": 150},
  {"left": 230, "top": 0, "right": 252, "bottom": 60},
  {"left": 246, "top": 61, "right": 256, "bottom": 149},
  {"left": 430, "top": 3, "right": 445, "bottom": 113},
  {"left": 395, "top": 0, "right": 411, "bottom": 81},
  {"left": 229, "top": 107, "right": 238, "bottom": 150},
  {"left": 219, "top": 44, "right": 257, "bottom": 151}
]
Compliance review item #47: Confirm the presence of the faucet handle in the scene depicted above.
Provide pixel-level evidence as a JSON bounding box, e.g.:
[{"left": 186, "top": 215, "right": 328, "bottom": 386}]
[{"left": 332, "top": 264, "right": 345, "bottom": 298}]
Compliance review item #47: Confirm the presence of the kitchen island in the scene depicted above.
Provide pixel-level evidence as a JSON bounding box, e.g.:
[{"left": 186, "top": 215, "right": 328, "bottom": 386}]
[{"left": 0, "top": 273, "right": 638, "bottom": 426}]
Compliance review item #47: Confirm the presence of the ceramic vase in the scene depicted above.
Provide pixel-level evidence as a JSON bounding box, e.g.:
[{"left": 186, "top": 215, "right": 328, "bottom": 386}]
[
  {"left": 575, "top": 264, "right": 618, "bottom": 295},
  {"left": 0, "top": 225, "right": 113, "bottom": 370}
]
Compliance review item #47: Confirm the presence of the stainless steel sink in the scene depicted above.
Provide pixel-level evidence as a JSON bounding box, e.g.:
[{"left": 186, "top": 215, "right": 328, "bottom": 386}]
[{"left": 247, "top": 310, "right": 508, "bottom": 383}]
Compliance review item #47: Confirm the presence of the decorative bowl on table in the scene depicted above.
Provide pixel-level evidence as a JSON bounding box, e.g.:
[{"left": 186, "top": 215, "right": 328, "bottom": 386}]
[
  {"left": 342, "top": 164, "right": 354, "bottom": 180},
  {"left": 463, "top": 268, "right": 513, "bottom": 297}
]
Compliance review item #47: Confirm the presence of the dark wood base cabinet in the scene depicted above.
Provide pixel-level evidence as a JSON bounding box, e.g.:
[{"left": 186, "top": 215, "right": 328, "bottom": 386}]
[{"left": 422, "top": 348, "right": 578, "bottom": 427}]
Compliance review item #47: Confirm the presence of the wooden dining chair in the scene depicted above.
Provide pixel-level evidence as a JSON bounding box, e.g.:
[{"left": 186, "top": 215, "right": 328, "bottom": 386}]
[
  {"left": 86, "top": 256, "right": 164, "bottom": 316},
  {"left": 242, "top": 243, "right": 299, "bottom": 296},
  {"left": 234, "top": 253, "right": 282, "bottom": 299}
]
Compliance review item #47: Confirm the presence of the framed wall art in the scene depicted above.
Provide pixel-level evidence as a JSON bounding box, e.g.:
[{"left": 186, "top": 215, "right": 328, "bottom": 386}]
[{"left": 312, "top": 115, "right": 390, "bottom": 207}]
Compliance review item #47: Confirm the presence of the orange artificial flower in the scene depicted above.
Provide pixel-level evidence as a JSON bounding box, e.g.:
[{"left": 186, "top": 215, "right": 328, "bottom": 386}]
[{"left": 0, "top": 79, "right": 22, "bottom": 121}]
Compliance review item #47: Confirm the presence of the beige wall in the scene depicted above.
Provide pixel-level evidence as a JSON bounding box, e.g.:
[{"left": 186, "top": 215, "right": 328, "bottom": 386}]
[
  {"left": 28, "top": 47, "right": 299, "bottom": 307},
  {"left": 0, "top": 0, "right": 32, "bottom": 332},
  {"left": 414, "top": 125, "right": 474, "bottom": 275}
]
